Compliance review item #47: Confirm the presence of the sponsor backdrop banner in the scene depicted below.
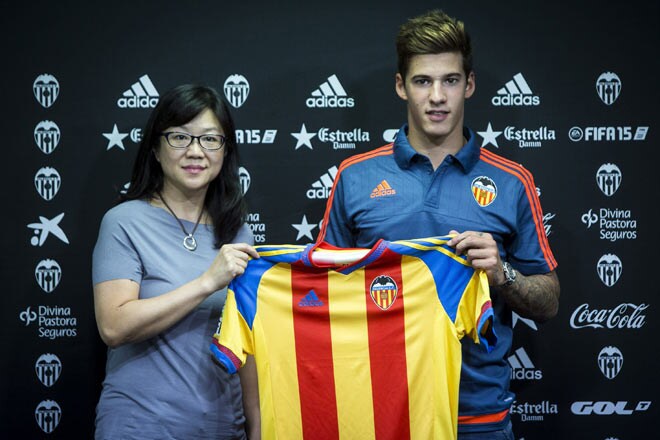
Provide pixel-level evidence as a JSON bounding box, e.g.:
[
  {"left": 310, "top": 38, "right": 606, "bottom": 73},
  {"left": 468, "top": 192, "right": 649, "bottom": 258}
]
[{"left": 1, "top": 0, "right": 657, "bottom": 438}]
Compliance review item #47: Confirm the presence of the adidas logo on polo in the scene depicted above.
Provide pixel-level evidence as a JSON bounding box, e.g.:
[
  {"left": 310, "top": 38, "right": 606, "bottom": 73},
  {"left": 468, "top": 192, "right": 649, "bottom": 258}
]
[
  {"left": 508, "top": 347, "right": 543, "bottom": 380},
  {"left": 306, "top": 166, "right": 338, "bottom": 199},
  {"left": 117, "top": 74, "right": 159, "bottom": 108},
  {"left": 298, "top": 290, "right": 324, "bottom": 307},
  {"left": 306, "top": 74, "right": 355, "bottom": 108},
  {"left": 491, "top": 73, "right": 540, "bottom": 106},
  {"left": 370, "top": 180, "right": 396, "bottom": 198}
]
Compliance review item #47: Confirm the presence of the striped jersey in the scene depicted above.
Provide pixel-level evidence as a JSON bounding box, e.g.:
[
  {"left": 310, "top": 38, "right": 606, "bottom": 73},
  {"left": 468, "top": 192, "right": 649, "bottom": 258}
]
[{"left": 211, "top": 236, "right": 496, "bottom": 440}]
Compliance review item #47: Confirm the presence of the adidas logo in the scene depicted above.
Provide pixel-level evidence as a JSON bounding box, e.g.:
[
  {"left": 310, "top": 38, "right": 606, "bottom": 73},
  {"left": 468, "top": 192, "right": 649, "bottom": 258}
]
[
  {"left": 306, "top": 166, "right": 338, "bottom": 199},
  {"left": 298, "top": 290, "right": 324, "bottom": 307},
  {"left": 370, "top": 180, "right": 396, "bottom": 198},
  {"left": 507, "top": 347, "right": 543, "bottom": 380},
  {"left": 491, "top": 73, "right": 540, "bottom": 106},
  {"left": 306, "top": 74, "right": 355, "bottom": 108},
  {"left": 117, "top": 74, "right": 159, "bottom": 108}
]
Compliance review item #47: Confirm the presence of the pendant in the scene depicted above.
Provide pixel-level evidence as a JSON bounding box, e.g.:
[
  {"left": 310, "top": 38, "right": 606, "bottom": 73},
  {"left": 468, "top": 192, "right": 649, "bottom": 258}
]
[{"left": 183, "top": 234, "right": 197, "bottom": 251}]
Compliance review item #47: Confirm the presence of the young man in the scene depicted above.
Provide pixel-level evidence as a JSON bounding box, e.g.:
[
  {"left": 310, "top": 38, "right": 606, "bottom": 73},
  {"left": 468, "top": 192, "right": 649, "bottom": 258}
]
[{"left": 317, "top": 9, "right": 560, "bottom": 439}]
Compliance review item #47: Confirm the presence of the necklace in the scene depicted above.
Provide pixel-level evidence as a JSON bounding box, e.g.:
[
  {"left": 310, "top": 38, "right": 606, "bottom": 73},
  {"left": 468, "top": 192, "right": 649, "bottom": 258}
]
[{"left": 157, "top": 192, "right": 204, "bottom": 251}]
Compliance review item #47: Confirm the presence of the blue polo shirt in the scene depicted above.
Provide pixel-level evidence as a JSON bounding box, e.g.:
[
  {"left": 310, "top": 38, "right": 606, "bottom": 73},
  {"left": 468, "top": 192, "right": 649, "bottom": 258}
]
[{"left": 318, "top": 124, "right": 557, "bottom": 432}]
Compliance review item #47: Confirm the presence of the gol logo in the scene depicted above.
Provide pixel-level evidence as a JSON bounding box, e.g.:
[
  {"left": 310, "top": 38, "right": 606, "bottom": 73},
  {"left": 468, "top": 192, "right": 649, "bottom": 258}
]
[{"left": 571, "top": 401, "right": 650, "bottom": 415}]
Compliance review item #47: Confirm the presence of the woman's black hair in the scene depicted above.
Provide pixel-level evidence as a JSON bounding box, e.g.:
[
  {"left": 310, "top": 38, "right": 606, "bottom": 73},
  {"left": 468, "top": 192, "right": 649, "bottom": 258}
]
[{"left": 121, "top": 84, "right": 247, "bottom": 248}]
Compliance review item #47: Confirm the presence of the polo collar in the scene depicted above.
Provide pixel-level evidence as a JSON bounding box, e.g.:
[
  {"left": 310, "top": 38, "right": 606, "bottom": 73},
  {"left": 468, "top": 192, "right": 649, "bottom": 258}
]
[{"left": 393, "top": 124, "right": 481, "bottom": 173}]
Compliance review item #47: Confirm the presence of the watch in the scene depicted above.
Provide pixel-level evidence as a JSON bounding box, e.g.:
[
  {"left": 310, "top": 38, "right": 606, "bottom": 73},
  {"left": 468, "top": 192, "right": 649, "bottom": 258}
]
[{"left": 500, "top": 261, "right": 517, "bottom": 287}]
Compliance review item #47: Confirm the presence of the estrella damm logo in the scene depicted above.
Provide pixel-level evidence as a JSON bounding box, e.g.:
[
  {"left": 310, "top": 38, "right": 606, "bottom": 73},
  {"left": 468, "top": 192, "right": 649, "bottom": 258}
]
[
  {"left": 471, "top": 176, "right": 498, "bottom": 207},
  {"left": 369, "top": 275, "right": 398, "bottom": 310}
]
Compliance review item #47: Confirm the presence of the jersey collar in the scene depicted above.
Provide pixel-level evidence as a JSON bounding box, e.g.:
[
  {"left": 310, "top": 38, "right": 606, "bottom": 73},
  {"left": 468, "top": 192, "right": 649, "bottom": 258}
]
[{"left": 393, "top": 124, "right": 481, "bottom": 173}]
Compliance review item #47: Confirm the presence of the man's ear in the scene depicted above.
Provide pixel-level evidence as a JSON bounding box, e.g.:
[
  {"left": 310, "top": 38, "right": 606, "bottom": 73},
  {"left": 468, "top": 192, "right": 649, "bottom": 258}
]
[
  {"left": 465, "top": 71, "right": 476, "bottom": 98},
  {"left": 395, "top": 73, "right": 408, "bottom": 101}
]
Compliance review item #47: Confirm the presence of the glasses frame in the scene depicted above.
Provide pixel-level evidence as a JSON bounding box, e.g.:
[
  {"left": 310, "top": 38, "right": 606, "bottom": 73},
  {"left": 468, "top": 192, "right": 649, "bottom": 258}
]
[{"left": 160, "top": 131, "right": 226, "bottom": 151}]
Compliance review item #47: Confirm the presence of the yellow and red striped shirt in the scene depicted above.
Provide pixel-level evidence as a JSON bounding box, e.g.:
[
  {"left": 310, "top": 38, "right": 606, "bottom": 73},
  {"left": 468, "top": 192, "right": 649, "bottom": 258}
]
[{"left": 211, "top": 237, "right": 496, "bottom": 439}]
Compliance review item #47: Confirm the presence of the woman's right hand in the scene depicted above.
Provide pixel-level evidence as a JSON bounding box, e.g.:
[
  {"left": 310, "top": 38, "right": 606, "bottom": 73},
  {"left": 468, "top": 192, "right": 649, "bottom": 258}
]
[{"left": 202, "top": 243, "right": 260, "bottom": 293}]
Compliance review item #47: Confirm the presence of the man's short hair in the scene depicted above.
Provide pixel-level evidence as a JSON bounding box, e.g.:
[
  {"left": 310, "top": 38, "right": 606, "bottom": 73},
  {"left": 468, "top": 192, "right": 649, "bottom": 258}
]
[{"left": 396, "top": 9, "right": 473, "bottom": 81}]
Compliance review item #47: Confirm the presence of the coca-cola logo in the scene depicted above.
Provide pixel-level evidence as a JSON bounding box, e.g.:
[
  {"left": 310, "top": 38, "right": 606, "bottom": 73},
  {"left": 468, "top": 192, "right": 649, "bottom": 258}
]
[{"left": 570, "top": 303, "right": 648, "bottom": 329}]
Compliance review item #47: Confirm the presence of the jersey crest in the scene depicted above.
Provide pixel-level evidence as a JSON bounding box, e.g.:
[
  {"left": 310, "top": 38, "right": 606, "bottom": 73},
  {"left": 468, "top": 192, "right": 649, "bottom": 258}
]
[
  {"left": 471, "top": 176, "right": 498, "bottom": 207},
  {"left": 369, "top": 275, "right": 398, "bottom": 310}
]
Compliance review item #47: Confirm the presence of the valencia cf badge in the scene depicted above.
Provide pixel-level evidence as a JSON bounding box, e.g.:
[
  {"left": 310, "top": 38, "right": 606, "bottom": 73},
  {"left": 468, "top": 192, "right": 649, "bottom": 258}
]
[
  {"left": 369, "top": 275, "right": 398, "bottom": 310},
  {"left": 471, "top": 176, "right": 497, "bottom": 207}
]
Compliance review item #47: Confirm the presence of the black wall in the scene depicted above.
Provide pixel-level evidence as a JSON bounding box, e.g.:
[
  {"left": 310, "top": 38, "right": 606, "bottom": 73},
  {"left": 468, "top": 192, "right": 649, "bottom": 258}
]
[{"left": 2, "top": 1, "right": 657, "bottom": 438}]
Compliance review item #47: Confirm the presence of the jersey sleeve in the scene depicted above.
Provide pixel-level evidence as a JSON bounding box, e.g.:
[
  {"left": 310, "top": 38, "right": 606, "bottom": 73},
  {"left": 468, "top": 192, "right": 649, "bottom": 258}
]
[
  {"left": 210, "top": 285, "right": 254, "bottom": 374},
  {"left": 92, "top": 208, "right": 143, "bottom": 285},
  {"left": 507, "top": 170, "right": 558, "bottom": 275},
  {"left": 454, "top": 270, "right": 496, "bottom": 352}
]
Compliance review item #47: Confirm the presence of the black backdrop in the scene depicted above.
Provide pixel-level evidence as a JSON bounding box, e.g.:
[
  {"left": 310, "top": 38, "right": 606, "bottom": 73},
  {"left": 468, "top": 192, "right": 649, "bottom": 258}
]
[{"left": 2, "top": 1, "right": 658, "bottom": 438}]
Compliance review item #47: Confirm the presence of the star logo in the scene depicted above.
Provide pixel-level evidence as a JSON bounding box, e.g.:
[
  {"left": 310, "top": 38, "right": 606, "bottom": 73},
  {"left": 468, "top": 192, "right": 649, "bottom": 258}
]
[
  {"left": 512, "top": 311, "right": 538, "bottom": 330},
  {"left": 477, "top": 122, "right": 502, "bottom": 148},
  {"left": 292, "top": 215, "right": 317, "bottom": 241},
  {"left": 291, "top": 123, "right": 316, "bottom": 150},
  {"left": 103, "top": 124, "right": 129, "bottom": 150}
]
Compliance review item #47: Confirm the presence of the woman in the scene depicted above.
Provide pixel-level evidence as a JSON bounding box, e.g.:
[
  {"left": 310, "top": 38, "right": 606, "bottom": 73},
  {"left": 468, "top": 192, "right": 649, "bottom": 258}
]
[{"left": 92, "top": 84, "right": 259, "bottom": 439}]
